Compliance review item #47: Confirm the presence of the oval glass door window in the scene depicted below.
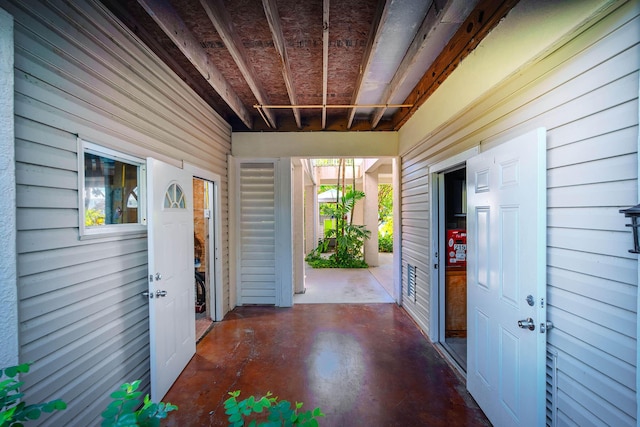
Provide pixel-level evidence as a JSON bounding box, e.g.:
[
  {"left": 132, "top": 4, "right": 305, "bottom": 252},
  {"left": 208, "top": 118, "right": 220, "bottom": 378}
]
[{"left": 164, "top": 183, "right": 186, "bottom": 209}]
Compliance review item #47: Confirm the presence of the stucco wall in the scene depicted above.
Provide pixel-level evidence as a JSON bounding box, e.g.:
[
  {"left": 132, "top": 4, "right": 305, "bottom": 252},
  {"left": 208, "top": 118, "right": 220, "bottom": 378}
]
[{"left": 0, "top": 7, "right": 17, "bottom": 368}]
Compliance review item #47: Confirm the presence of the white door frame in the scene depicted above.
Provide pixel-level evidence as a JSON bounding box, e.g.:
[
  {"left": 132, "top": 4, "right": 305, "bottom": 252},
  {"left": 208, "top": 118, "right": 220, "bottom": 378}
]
[
  {"left": 185, "top": 163, "right": 224, "bottom": 321},
  {"left": 428, "top": 147, "right": 479, "bottom": 344}
]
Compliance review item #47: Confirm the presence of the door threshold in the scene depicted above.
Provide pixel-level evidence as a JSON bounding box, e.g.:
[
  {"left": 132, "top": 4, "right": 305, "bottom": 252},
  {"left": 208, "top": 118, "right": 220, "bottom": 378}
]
[{"left": 435, "top": 342, "right": 466, "bottom": 381}]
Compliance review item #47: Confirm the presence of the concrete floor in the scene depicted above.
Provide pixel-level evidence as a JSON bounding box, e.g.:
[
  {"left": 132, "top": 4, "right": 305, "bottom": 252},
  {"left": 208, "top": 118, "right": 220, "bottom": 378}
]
[
  {"left": 294, "top": 253, "right": 395, "bottom": 304},
  {"left": 164, "top": 304, "right": 489, "bottom": 427},
  {"left": 166, "top": 254, "right": 487, "bottom": 426}
]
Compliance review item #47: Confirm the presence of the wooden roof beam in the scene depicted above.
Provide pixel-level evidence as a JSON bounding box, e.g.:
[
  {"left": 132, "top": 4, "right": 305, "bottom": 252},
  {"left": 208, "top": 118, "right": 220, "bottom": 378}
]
[
  {"left": 322, "top": 0, "right": 330, "bottom": 129},
  {"left": 347, "top": 0, "right": 389, "bottom": 129},
  {"left": 262, "top": 0, "right": 301, "bottom": 129},
  {"left": 370, "top": 0, "right": 452, "bottom": 129},
  {"left": 136, "top": 0, "right": 253, "bottom": 129},
  {"left": 390, "top": 0, "right": 520, "bottom": 130},
  {"left": 200, "top": 0, "right": 277, "bottom": 128}
]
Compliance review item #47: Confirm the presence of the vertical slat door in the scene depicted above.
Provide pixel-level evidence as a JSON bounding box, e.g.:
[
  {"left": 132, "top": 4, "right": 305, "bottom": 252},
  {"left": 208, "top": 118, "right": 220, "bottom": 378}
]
[{"left": 239, "top": 163, "right": 276, "bottom": 305}]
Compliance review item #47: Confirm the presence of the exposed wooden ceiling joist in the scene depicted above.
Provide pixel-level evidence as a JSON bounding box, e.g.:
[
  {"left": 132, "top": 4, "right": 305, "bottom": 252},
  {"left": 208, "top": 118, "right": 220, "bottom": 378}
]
[
  {"left": 262, "top": 0, "right": 301, "bottom": 129},
  {"left": 371, "top": 0, "right": 453, "bottom": 128},
  {"left": 391, "top": 0, "right": 520, "bottom": 130},
  {"left": 346, "top": 0, "right": 389, "bottom": 129},
  {"left": 105, "top": 0, "right": 520, "bottom": 132},
  {"left": 136, "top": 0, "right": 253, "bottom": 129},
  {"left": 199, "top": 0, "right": 277, "bottom": 128},
  {"left": 321, "top": 0, "right": 330, "bottom": 130}
]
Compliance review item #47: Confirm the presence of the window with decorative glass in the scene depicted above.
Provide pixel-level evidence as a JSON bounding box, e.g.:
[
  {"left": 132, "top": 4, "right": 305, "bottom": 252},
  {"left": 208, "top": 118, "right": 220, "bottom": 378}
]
[{"left": 79, "top": 139, "right": 146, "bottom": 237}]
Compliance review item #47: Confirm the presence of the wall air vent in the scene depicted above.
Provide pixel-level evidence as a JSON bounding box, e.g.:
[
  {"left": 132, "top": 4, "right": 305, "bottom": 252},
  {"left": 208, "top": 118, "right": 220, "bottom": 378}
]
[
  {"left": 546, "top": 349, "right": 558, "bottom": 426},
  {"left": 407, "top": 264, "right": 417, "bottom": 302}
]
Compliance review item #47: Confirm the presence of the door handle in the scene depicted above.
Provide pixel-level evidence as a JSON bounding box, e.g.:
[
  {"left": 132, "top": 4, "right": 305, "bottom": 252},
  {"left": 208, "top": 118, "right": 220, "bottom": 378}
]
[
  {"left": 517, "top": 317, "right": 535, "bottom": 331},
  {"left": 142, "top": 291, "right": 153, "bottom": 299},
  {"left": 155, "top": 290, "right": 167, "bottom": 298}
]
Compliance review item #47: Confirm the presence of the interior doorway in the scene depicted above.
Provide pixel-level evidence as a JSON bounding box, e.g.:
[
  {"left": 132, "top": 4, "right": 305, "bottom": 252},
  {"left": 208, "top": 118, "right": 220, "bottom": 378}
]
[
  {"left": 437, "top": 167, "right": 467, "bottom": 371},
  {"left": 193, "top": 177, "right": 215, "bottom": 340}
]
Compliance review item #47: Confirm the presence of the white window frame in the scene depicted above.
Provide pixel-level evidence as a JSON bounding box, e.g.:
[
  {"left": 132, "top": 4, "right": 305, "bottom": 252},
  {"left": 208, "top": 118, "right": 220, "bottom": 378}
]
[{"left": 78, "top": 138, "right": 147, "bottom": 239}]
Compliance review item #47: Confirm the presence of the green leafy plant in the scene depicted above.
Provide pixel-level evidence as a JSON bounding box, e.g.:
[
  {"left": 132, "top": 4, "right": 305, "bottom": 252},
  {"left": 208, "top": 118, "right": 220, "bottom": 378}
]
[
  {"left": 0, "top": 363, "right": 67, "bottom": 426},
  {"left": 101, "top": 380, "right": 177, "bottom": 427},
  {"left": 224, "top": 391, "right": 324, "bottom": 427},
  {"left": 307, "top": 190, "right": 370, "bottom": 268},
  {"left": 378, "top": 233, "right": 393, "bottom": 253}
]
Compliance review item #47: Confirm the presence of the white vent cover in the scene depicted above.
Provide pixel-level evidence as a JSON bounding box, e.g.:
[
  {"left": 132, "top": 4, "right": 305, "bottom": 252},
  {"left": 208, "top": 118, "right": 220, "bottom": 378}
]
[{"left": 407, "top": 264, "right": 417, "bottom": 302}]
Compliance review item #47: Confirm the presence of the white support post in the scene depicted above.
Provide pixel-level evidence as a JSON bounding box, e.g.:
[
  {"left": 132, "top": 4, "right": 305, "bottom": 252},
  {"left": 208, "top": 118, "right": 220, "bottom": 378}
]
[
  {"left": 293, "top": 162, "right": 305, "bottom": 294},
  {"left": 304, "top": 182, "right": 316, "bottom": 255},
  {"left": 364, "top": 169, "right": 379, "bottom": 267}
]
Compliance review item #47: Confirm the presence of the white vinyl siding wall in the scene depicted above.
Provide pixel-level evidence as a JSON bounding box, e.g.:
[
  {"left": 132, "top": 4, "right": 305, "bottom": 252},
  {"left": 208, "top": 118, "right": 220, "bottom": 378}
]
[
  {"left": 2, "top": 0, "right": 232, "bottom": 424},
  {"left": 399, "top": 2, "right": 638, "bottom": 426},
  {"left": 399, "top": 165, "right": 431, "bottom": 334}
]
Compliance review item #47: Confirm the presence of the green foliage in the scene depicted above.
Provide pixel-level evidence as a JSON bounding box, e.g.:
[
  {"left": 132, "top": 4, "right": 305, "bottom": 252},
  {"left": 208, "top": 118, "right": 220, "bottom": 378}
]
[
  {"left": 378, "top": 233, "right": 393, "bottom": 253},
  {"left": 224, "top": 391, "right": 324, "bottom": 427},
  {"left": 377, "top": 184, "right": 393, "bottom": 252},
  {"left": 85, "top": 208, "right": 105, "bottom": 226},
  {"left": 377, "top": 184, "right": 393, "bottom": 229},
  {"left": 101, "top": 380, "right": 177, "bottom": 427},
  {"left": 306, "top": 189, "right": 370, "bottom": 268},
  {"left": 0, "top": 363, "right": 67, "bottom": 427}
]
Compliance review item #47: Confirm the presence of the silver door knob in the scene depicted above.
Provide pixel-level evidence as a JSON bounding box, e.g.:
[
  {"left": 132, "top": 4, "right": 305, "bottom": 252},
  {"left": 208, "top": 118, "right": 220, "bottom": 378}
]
[
  {"left": 155, "top": 290, "right": 167, "bottom": 298},
  {"left": 142, "top": 291, "right": 153, "bottom": 299},
  {"left": 517, "top": 317, "right": 535, "bottom": 331}
]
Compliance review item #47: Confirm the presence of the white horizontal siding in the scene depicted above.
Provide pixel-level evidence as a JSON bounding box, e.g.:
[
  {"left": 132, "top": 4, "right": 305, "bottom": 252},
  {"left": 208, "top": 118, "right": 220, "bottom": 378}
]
[
  {"left": 400, "top": 161, "right": 431, "bottom": 334},
  {"left": 400, "top": 2, "right": 639, "bottom": 425},
  {"left": 2, "top": 0, "right": 233, "bottom": 424}
]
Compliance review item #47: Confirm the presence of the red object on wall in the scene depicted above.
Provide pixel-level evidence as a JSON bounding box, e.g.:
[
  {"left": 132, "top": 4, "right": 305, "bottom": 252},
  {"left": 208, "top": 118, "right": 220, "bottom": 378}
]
[{"left": 446, "top": 229, "right": 467, "bottom": 266}]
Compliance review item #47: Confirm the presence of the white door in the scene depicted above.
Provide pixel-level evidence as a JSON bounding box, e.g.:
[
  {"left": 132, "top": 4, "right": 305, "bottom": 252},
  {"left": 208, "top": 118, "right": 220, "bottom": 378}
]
[
  {"left": 466, "top": 129, "right": 547, "bottom": 427},
  {"left": 147, "top": 158, "right": 195, "bottom": 400}
]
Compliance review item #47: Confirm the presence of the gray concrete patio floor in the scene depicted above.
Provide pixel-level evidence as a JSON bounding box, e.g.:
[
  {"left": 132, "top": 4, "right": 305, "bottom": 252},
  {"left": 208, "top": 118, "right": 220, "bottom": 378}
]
[{"left": 294, "top": 252, "right": 395, "bottom": 304}]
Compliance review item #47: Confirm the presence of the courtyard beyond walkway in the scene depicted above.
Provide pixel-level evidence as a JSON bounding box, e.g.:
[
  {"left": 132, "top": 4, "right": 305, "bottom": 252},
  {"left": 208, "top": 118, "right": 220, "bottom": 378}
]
[{"left": 294, "top": 252, "right": 395, "bottom": 304}]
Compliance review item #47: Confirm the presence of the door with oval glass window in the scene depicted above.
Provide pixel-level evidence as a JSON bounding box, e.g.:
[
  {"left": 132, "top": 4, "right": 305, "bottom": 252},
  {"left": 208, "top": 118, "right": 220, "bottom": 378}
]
[{"left": 146, "top": 158, "right": 195, "bottom": 400}]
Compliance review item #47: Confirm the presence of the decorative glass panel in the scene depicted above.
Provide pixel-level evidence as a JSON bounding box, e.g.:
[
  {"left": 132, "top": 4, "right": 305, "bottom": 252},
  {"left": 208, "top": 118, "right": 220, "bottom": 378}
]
[
  {"left": 164, "top": 183, "right": 186, "bottom": 209},
  {"left": 127, "top": 186, "right": 138, "bottom": 208}
]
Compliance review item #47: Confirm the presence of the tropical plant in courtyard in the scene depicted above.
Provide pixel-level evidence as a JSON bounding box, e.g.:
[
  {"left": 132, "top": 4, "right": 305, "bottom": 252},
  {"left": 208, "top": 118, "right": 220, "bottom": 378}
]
[
  {"left": 308, "top": 158, "right": 372, "bottom": 268},
  {"left": 307, "top": 189, "right": 370, "bottom": 268},
  {"left": 377, "top": 183, "right": 393, "bottom": 253}
]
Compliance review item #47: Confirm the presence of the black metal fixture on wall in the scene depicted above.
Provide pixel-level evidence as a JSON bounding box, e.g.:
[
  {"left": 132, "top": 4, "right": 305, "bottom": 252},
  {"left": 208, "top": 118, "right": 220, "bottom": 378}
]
[{"left": 619, "top": 204, "right": 640, "bottom": 253}]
